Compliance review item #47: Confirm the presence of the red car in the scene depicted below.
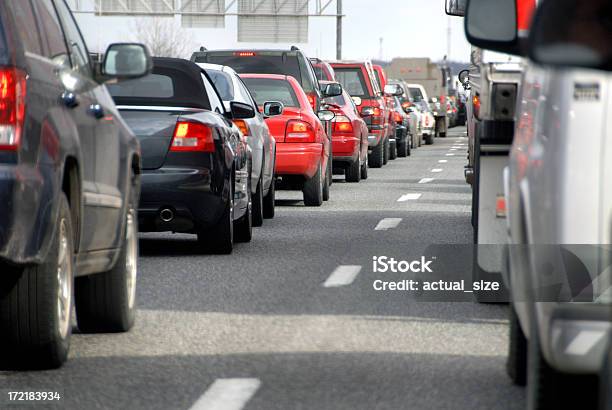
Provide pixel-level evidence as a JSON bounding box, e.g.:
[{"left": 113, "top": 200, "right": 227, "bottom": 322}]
[
  {"left": 372, "top": 64, "right": 397, "bottom": 160},
  {"left": 320, "top": 81, "right": 369, "bottom": 182},
  {"left": 241, "top": 74, "right": 331, "bottom": 206},
  {"left": 330, "top": 61, "right": 388, "bottom": 168}
]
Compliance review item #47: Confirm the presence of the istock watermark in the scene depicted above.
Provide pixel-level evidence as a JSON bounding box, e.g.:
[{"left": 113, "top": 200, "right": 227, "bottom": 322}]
[{"left": 372, "top": 256, "right": 435, "bottom": 273}]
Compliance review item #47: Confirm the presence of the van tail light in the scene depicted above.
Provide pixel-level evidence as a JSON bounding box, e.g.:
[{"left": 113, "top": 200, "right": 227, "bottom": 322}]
[
  {"left": 285, "top": 120, "right": 316, "bottom": 143},
  {"left": 0, "top": 68, "right": 27, "bottom": 151},
  {"left": 306, "top": 93, "right": 317, "bottom": 111},
  {"left": 170, "top": 121, "right": 214, "bottom": 152},
  {"left": 332, "top": 115, "right": 353, "bottom": 134},
  {"left": 473, "top": 94, "right": 481, "bottom": 119},
  {"left": 233, "top": 119, "right": 249, "bottom": 136}
]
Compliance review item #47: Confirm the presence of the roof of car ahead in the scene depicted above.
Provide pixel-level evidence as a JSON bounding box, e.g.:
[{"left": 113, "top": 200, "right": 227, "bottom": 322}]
[
  {"left": 111, "top": 57, "right": 211, "bottom": 110},
  {"left": 191, "top": 49, "right": 300, "bottom": 61},
  {"left": 239, "top": 73, "right": 290, "bottom": 81}
]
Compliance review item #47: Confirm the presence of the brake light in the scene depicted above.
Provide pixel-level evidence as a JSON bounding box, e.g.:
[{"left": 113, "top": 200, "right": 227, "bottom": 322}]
[
  {"left": 394, "top": 112, "right": 402, "bottom": 124},
  {"left": 332, "top": 115, "right": 353, "bottom": 134},
  {"left": 170, "top": 121, "right": 214, "bottom": 152},
  {"left": 473, "top": 94, "right": 481, "bottom": 119},
  {"left": 285, "top": 120, "right": 315, "bottom": 143},
  {"left": 233, "top": 119, "right": 249, "bottom": 136},
  {"left": 234, "top": 51, "right": 256, "bottom": 57},
  {"left": 0, "top": 68, "right": 27, "bottom": 151},
  {"left": 401, "top": 101, "right": 412, "bottom": 109},
  {"left": 496, "top": 195, "right": 507, "bottom": 218},
  {"left": 306, "top": 93, "right": 317, "bottom": 111}
]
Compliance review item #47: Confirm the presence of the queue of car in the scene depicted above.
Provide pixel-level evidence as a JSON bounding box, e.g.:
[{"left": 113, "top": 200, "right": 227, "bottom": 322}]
[{"left": 449, "top": 0, "right": 612, "bottom": 408}]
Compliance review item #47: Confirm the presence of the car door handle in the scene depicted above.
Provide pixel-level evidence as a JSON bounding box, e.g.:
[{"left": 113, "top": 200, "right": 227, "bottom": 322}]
[
  {"left": 61, "top": 92, "right": 78, "bottom": 108},
  {"left": 88, "top": 103, "right": 105, "bottom": 119}
]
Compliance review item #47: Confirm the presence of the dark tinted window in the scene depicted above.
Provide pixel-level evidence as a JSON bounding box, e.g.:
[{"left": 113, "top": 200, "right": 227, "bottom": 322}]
[
  {"left": 107, "top": 74, "right": 174, "bottom": 98},
  {"left": 297, "top": 55, "right": 316, "bottom": 93},
  {"left": 206, "top": 70, "right": 234, "bottom": 101},
  {"left": 409, "top": 87, "right": 424, "bottom": 102},
  {"left": 334, "top": 68, "right": 370, "bottom": 98},
  {"left": 53, "top": 0, "right": 91, "bottom": 76},
  {"left": 11, "top": 1, "right": 42, "bottom": 54},
  {"left": 242, "top": 78, "right": 299, "bottom": 108},
  {"left": 35, "top": 0, "right": 69, "bottom": 66}
]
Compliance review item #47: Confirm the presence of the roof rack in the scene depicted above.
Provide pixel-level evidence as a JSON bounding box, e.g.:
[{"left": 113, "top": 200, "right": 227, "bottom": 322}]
[{"left": 199, "top": 46, "right": 207, "bottom": 51}]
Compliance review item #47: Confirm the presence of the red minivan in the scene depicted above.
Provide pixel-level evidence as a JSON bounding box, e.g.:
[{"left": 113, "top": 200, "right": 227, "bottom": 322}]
[
  {"left": 241, "top": 74, "right": 331, "bottom": 206},
  {"left": 330, "top": 61, "right": 388, "bottom": 168}
]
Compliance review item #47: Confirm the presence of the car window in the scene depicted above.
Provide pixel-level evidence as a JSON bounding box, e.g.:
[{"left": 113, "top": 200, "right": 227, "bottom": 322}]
[
  {"left": 107, "top": 74, "right": 174, "bottom": 98},
  {"left": 297, "top": 54, "right": 316, "bottom": 93},
  {"left": 52, "top": 0, "right": 91, "bottom": 76},
  {"left": 242, "top": 78, "right": 300, "bottom": 108},
  {"left": 373, "top": 70, "right": 382, "bottom": 90},
  {"left": 409, "top": 88, "right": 424, "bottom": 102},
  {"left": 322, "top": 93, "right": 346, "bottom": 106},
  {"left": 334, "top": 68, "right": 370, "bottom": 98},
  {"left": 11, "top": 1, "right": 43, "bottom": 54},
  {"left": 34, "top": 0, "right": 70, "bottom": 68},
  {"left": 202, "top": 74, "right": 224, "bottom": 114},
  {"left": 234, "top": 77, "right": 257, "bottom": 107},
  {"left": 206, "top": 70, "right": 234, "bottom": 101},
  {"left": 199, "top": 53, "right": 302, "bottom": 83}
]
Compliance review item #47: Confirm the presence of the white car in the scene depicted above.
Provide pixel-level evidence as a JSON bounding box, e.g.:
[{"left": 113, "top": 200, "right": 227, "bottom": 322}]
[{"left": 408, "top": 84, "right": 435, "bottom": 145}]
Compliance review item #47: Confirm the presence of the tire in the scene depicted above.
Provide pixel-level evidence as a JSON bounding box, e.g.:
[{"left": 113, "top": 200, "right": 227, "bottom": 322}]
[
  {"left": 368, "top": 142, "right": 384, "bottom": 168},
  {"left": 252, "top": 177, "right": 264, "bottom": 227},
  {"left": 507, "top": 304, "right": 527, "bottom": 386},
  {"left": 398, "top": 140, "right": 409, "bottom": 157},
  {"left": 263, "top": 175, "right": 275, "bottom": 219},
  {"left": 389, "top": 140, "right": 397, "bottom": 160},
  {"left": 303, "top": 162, "right": 323, "bottom": 206},
  {"left": 345, "top": 154, "right": 361, "bottom": 183},
  {"left": 322, "top": 160, "right": 330, "bottom": 201},
  {"left": 440, "top": 132, "right": 447, "bottom": 138},
  {"left": 0, "top": 193, "right": 74, "bottom": 369},
  {"left": 383, "top": 138, "right": 389, "bottom": 165},
  {"left": 527, "top": 320, "right": 598, "bottom": 410},
  {"left": 234, "top": 179, "right": 252, "bottom": 243},
  {"left": 361, "top": 156, "right": 369, "bottom": 180},
  {"left": 425, "top": 134, "right": 434, "bottom": 145},
  {"left": 198, "top": 180, "right": 234, "bottom": 254},
  {"left": 327, "top": 152, "right": 333, "bottom": 187}
]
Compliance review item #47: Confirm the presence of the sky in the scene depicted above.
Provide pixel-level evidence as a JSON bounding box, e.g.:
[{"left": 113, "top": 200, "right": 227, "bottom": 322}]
[{"left": 71, "top": 0, "right": 472, "bottom": 62}]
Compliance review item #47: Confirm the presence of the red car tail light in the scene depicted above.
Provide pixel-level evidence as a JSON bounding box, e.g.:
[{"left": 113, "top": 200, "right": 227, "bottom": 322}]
[
  {"left": 285, "top": 120, "right": 315, "bottom": 143},
  {"left": 394, "top": 112, "right": 402, "bottom": 124},
  {"left": 306, "top": 93, "right": 317, "bottom": 111},
  {"left": 473, "top": 94, "right": 481, "bottom": 119},
  {"left": 0, "top": 68, "right": 27, "bottom": 151},
  {"left": 171, "top": 121, "right": 214, "bottom": 152},
  {"left": 233, "top": 119, "right": 249, "bottom": 136},
  {"left": 234, "top": 51, "right": 256, "bottom": 57},
  {"left": 332, "top": 115, "right": 353, "bottom": 134}
]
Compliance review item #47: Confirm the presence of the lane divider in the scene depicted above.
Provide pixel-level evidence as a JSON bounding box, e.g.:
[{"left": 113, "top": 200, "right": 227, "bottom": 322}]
[
  {"left": 323, "top": 265, "right": 362, "bottom": 287},
  {"left": 190, "top": 378, "right": 261, "bottom": 410},
  {"left": 375, "top": 218, "right": 403, "bottom": 231},
  {"left": 398, "top": 193, "right": 422, "bottom": 202}
]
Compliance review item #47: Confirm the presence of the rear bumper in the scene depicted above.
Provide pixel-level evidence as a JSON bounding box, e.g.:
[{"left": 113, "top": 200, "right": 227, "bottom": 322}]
[
  {"left": 138, "top": 166, "right": 226, "bottom": 233},
  {"left": 367, "top": 129, "right": 384, "bottom": 148},
  {"left": 275, "top": 143, "right": 322, "bottom": 179},
  {"left": 0, "top": 163, "right": 55, "bottom": 266},
  {"left": 332, "top": 135, "right": 360, "bottom": 162}
]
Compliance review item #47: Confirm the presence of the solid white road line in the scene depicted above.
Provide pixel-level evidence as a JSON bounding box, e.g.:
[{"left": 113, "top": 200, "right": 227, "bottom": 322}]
[
  {"left": 431, "top": 169, "right": 443, "bottom": 173},
  {"left": 190, "top": 378, "right": 261, "bottom": 410},
  {"left": 323, "top": 265, "right": 362, "bottom": 287},
  {"left": 438, "top": 160, "right": 448, "bottom": 163},
  {"left": 565, "top": 330, "right": 607, "bottom": 355},
  {"left": 375, "top": 218, "right": 403, "bottom": 231},
  {"left": 398, "top": 193, "right": 422, "bottom": 201},
  {"left": 418, "top": 178, "right": 434, "bottom": 184}
]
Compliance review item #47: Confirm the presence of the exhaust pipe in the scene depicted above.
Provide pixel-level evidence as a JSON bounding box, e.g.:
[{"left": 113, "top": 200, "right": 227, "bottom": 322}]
[{"left": 160, "top": 208, "right": 174, "bottom": 222}]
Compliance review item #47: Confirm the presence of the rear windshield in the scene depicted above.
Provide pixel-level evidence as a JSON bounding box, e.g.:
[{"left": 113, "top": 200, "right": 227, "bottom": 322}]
[
  {"left": 409, "top": 87, "right": 424, "bottom": 102},
  {"left": 107, "top": 74, "right": 174, "bottom": 99},
  {"left": 197, "top": 52, "right": 301, "bottom": 83},
  {"left": 206, "top": 70, "right": 234, "bottom": 101},
  {"left": 334, "top": 68, "right": 370, "bottom": 98},
  {"left": 322, "top": 93, "right": 345, "bottom": 106},
  {"left": 242, "top": 78, "right": 299, "bottom": 108}
]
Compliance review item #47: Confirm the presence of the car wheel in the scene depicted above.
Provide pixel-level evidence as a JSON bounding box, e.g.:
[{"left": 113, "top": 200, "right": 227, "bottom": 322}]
[
  {"left": 507, "top": 303, "right": 527, "bottom": 386},
  {"left": 0, "top": 193, "right": 74, "bottom": 369},
  {"left": 425, "top": 134, "right": 434, "bottom": 145},
  {"left": 440, "top": 132, "right": 447, "bottom": 138},
  {"left": 303, "top": 162, "right": 323, "bottom": 206},
  {"left": 252, "top": 177, "right": 264, "bottom": 227},
  {"left": 234, "top": 178, "right": 253, "bottom": 243},
  {"left": 346, "top": 152, "right": 361, "bottom": 183},
  {"left": 368, "top": 142, "right": 384, "bottom": 168},
  {"left": 198, "top": 179, "right": 234, "bottom": 254},
  {"left": 322, "top": 161, "right": 330, "bottom": 201},
  {"left": 263, "top": 175, "right": 275, "bottom": 219},
  {"left": 389, "top": 140, "right": 397, "bottom": 160},
  {"left": 361, "top": 155, "right": 369, "bottom": 180},
  {"left": 398, "top": 140, "right": 408, "bottom": 157},
  {"left": 383, "top": 138, "right": 389, "bottom": 165}
]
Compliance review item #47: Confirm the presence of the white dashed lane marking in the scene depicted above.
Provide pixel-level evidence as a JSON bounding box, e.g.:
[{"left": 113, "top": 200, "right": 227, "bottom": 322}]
[
  {"left": 431, "top": 169, "right": 443, "bottom": 173},
  {"left": 398, "top": 193, "right": 422, "bottom": 201},
  {"left": 375, "top": 218, "right": 403, "bottom": 231},
  {"left": 189, "top": 378, "right": 261, "bottom": 410},
  {"left": 418, "top": 178, "right": 434, "bottom": 184},
  {"left": 323, "top": 265, "right": 362, "bottom": 287},
  {"left": 438, "top": 160, "right": 448, "bottom": 163}
]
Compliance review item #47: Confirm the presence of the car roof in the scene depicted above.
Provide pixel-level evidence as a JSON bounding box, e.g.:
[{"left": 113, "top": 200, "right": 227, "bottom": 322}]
[
  {"left": 197, "top": 62, "right": 238, "bottom": 75},
  {"left": 239, "top": 73, "right": 290, "bottom": 81}
]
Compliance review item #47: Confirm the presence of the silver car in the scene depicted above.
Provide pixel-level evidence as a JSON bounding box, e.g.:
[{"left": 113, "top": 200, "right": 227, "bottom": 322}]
[{"left": 200, "top": 63, "right": 277, "bottom": 226}]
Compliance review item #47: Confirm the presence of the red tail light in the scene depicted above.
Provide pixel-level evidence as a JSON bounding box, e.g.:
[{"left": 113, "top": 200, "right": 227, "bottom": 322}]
[
  {"left": 332, "top": 115, "right": 353, "bottom": 134},
  {"left": 401, "top": 101, "right": 412, "bottom": 109},
  {"left": 234, "top": 51, "right": 256, "bottom": 57},
  {"left": 394, "top": 112, "right": 402, "bottom": 124},
  {"left": 473, "top": 94, "right": 481, "bottom": 119},
  {"left": 0, "top": 68, "right": 27, "bottom": 151},
  {"left": 233, "top": 119, "right": 249, "bottom": 136},
  {"left": 306, "top": 93, "right": 317, "bottom": 111},
  {"left": 285, "top": 120, "right": 315, "bottom": 143},
  {"left": 170, "top": 121, "right": 214, "bottom": 152}
]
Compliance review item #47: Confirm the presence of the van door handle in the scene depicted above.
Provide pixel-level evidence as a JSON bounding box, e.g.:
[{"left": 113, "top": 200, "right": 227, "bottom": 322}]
[
  {"left": 88, "top": 103, "right": 105, "bottom": 119},
  {"left": 61, "top": 92, "right": 78, "bottom": 108}
]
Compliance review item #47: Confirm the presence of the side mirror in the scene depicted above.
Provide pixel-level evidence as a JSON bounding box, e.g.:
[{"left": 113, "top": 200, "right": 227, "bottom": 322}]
[
  {"left": 322, "top": 82, "right": 342, "bottom": 98},
  {"left": 230, "top": 101, "right": 256, "bottom": 119},
  {"left": 464, "top": 0, "right": 523, "bottom": 56},
  {"left": 384, "top": 84, "right": 403, "bottom": 96},
  {"left": 317, "top": 110, "right": 335, "bottom": 122},
  {"left": 352, "top": 96, "right": 362, "bottom": 106},
  {"left": 263, "top": 101, "right": 284, "bottom": 117},
  {"left": 528, "top": 0, "right": 612, "bottom": 71},
  {"left": 102, "top": 43, "right": 152, "bottom": 80},
  {"left": 458, "top": 69, "right": 469, "bottom": 85},
  {"left": 361, "top": 107, "right": 375, "bottom": 116},
  {"left": 446, "top": 0, "right": 467, "bottom": 16}
]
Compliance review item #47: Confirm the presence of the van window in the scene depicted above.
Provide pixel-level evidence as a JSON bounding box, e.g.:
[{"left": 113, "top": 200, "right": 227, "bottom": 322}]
[
  {"left": 11, "top": 1, "right": 43, "bottom": 54},
  {"left": 334, "top": 68, "right": 370, "bottom": 98},
  {"left": 409, "top": 87, "right": 424, "bottom": 102},
  {"left": 53, "top": 0, "right": 91, "bottom": 76},
  {"left": 199, "top": 53, "right": 301, "bottom": 84},
  {"left": 34, "top": 0, "right": 69, "bottom": 68}
]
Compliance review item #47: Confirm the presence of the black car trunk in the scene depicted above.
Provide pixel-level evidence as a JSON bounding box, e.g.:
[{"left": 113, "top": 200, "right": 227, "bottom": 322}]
[{"left": 118, "top": 110, "right": 185, "bottom": 170}]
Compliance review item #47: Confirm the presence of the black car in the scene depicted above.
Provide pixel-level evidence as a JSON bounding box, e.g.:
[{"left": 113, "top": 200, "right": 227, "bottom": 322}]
[
  {"left": 108, "top": 58, "right": 254, "bottom": 254},
  {"left": 0, "top": 0, "right": 151, "bottom": 369}
]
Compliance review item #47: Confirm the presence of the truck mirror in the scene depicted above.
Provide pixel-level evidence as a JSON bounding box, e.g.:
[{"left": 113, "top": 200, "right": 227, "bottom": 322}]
[
  {"left": 464, "top": 0, "right": 524, "bottom": 56},
  {"left": 446, "top": 0, "right": 467, "bottom": 16}
]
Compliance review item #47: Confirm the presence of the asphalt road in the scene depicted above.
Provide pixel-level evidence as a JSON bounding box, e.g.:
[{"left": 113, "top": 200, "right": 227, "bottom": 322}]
[{"left": 0, "top": 126, "right": 526, "bottom": 410}]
